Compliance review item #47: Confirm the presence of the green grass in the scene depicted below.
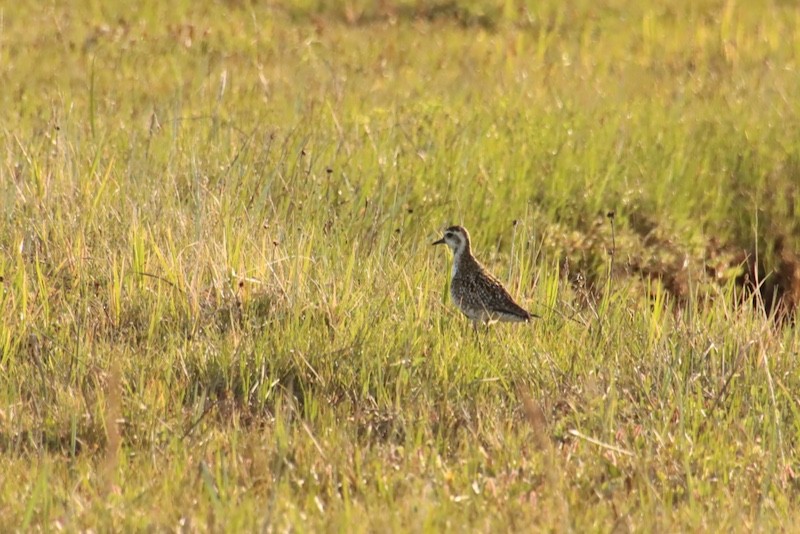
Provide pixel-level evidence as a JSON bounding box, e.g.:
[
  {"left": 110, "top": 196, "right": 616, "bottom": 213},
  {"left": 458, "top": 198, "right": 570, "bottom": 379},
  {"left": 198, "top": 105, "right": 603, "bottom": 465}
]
[{"left": 2, "top": 0, "right": 800, "bottom": 530}]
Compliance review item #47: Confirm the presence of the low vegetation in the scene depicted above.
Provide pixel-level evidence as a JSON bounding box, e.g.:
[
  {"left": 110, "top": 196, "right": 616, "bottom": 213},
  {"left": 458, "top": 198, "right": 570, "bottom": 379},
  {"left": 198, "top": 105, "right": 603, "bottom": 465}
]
[{"left": 2, "top": 0, "right": 800, "bottom": 530}]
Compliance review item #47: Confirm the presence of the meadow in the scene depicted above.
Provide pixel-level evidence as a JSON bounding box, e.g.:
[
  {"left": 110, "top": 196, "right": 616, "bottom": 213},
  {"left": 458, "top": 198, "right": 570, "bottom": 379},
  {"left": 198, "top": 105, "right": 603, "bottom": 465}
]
[{"left": 2, "top": 0, "right": 800, "bottom": 530}]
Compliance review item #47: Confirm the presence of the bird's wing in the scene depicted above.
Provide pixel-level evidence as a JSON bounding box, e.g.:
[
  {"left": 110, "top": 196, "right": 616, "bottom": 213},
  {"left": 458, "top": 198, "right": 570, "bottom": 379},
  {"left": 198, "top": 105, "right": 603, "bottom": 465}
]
[{"left": 457, "top": 271, "right": 531, "bottom": 320}]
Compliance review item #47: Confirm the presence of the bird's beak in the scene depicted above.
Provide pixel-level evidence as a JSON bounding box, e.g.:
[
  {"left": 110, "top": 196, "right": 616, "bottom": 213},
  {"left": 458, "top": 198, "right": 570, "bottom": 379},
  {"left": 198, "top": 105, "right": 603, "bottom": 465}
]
[{"left": 431, "top": 237, "right": 445, "bottom": 246}]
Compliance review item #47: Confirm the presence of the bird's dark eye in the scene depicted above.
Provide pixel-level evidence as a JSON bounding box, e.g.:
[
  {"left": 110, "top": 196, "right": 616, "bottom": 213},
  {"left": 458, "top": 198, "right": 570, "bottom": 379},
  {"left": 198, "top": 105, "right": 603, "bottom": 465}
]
[{"left": 445, "top": 232, "right": 453, "bottom": 238}]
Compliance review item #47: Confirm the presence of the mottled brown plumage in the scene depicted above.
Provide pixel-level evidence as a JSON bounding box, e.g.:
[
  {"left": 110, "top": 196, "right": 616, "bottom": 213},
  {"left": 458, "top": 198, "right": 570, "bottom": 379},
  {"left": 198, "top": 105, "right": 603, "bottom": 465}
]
[{"left": 432, "top": 225, "right": 533, "bottom": 328}]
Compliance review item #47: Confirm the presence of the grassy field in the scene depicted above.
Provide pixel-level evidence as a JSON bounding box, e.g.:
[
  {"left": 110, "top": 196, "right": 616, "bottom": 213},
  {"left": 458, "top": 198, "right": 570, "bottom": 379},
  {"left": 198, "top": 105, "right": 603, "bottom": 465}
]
[{"left": 2, "top": 0, "right": 800, "bottom": 530}]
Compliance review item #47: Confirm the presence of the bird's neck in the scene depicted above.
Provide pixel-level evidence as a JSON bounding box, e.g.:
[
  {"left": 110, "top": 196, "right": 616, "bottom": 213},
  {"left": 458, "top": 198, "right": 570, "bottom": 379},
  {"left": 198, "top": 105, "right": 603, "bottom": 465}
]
[{"left": 451, "top": 244, "right": 474, "bottom": 278}]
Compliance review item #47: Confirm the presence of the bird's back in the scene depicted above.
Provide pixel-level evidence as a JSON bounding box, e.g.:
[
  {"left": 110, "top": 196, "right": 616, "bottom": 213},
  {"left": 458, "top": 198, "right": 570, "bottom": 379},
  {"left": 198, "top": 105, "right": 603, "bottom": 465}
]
[{"left": 451, "top": 255, "right": 531, "bottom": 323}]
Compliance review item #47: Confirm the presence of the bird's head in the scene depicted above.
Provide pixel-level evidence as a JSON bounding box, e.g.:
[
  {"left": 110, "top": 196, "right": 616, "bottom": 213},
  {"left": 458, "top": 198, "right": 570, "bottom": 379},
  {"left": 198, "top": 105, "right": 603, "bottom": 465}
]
[{"left": 432, "top": 225, "right": 471, "bottom": 256}]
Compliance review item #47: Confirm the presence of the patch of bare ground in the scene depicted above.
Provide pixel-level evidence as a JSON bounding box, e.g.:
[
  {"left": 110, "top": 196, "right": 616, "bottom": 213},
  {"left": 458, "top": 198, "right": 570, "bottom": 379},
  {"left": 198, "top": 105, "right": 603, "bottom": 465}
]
[{"left": 546, "top": 210, "right": 800, "bottom": 323}]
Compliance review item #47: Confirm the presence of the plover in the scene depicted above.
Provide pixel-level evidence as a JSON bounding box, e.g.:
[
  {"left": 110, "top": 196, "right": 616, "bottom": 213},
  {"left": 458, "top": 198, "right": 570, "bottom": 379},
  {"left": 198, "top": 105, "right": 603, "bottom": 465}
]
[{"left": 432, "top": 225, "right": 533, "bottom": 330}]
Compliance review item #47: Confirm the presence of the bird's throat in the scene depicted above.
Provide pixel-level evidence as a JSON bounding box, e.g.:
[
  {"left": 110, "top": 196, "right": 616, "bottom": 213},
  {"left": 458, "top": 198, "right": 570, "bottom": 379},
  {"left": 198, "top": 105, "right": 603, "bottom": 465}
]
[{"left": 451, "top": 245, "right": 469, "bottom": 279}]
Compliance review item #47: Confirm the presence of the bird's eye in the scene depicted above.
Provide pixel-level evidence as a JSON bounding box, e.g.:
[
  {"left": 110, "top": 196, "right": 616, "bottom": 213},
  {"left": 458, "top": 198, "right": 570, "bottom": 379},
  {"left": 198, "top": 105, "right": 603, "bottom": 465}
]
[{"left": 445, "top": 232, "right": 453, "bottom": 238}]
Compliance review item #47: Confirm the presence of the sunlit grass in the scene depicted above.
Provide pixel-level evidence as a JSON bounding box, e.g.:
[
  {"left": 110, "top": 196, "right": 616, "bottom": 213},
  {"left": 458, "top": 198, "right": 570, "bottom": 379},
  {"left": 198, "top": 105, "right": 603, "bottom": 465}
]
[{"left": 1, "top": 0, "right": 800, "bottom": 531}]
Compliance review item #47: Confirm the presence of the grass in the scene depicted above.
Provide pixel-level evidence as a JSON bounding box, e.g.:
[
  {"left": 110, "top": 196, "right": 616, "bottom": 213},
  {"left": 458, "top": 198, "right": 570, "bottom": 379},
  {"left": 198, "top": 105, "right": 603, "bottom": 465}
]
[{"left": 2, "top": 0, "right": 800, "bottom": 530}]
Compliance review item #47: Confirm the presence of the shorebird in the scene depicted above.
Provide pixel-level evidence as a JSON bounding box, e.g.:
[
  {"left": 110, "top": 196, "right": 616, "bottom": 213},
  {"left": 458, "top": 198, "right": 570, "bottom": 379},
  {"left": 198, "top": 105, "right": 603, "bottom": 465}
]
[{"left": 432, "top": 225, "right": 534, "bottom": 330}]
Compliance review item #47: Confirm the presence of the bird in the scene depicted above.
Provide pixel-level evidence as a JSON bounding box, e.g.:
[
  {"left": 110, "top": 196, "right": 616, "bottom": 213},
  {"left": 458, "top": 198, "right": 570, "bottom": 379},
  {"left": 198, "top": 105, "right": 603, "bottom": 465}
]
[{"left": 432, "top": 225, "right": 535, "bottom": 330}]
